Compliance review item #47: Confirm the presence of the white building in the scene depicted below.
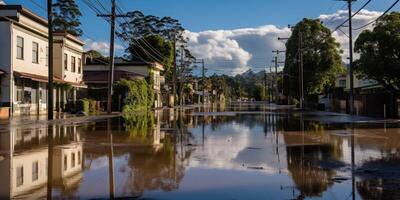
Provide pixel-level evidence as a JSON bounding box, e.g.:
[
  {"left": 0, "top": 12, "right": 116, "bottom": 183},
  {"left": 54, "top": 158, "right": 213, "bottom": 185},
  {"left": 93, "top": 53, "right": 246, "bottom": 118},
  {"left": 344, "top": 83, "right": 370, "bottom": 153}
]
[{"left": 0, "top": 5, "right": 85, "bottom": 116}]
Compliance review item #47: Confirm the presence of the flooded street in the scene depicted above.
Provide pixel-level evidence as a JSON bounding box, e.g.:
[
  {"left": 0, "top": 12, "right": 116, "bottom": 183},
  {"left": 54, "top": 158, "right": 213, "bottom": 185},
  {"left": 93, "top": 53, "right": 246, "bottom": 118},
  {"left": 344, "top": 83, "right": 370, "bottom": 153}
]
[{"left": 1, "top": 103, "right": 400, "bottom": 200}]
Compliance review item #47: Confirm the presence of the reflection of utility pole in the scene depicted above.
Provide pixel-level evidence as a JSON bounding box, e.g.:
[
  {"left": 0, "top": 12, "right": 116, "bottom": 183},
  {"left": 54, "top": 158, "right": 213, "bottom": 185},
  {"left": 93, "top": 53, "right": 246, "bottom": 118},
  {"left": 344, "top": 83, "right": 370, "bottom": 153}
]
[
  {"left": 107, "top": 119, "right": 115, "bottom": 199},
  {"left": 47, "top": 125, "right": 54, "bottom": 200},
  {"left": 351, "top": 126, "right": 355, "bottom": 200}
]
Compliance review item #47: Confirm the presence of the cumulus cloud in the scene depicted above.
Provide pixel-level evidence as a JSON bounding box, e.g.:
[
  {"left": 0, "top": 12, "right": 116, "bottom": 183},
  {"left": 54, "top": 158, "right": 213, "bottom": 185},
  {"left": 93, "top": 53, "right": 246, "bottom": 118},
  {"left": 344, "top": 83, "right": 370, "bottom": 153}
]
[
  {"left": 185, "top": 26, "right": 291, "bottom": 75},
  {"left": 186, "top": 9, "right": 381, "bottom": 75},
  {"left": 318, "top": 9, "right": 382, "bottom": 62},
  {"left": 84, "top": 39, "right": 124, "bottom": 56}
]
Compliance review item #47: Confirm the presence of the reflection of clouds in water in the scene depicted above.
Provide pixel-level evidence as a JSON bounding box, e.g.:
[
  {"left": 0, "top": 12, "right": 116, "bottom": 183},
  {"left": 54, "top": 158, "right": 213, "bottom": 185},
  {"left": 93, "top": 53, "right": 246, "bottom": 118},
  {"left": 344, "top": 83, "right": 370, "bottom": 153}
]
[
  {"left": 88, "top": 156, "right": 109, "bottom": 170},
  {"left": 189, "top": 123, "right": 284, "bottom": 174}
]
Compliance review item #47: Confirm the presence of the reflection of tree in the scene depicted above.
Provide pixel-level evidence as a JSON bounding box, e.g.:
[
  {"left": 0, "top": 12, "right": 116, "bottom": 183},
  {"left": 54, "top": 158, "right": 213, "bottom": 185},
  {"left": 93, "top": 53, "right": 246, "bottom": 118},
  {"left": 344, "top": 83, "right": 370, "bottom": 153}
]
[
  {"left": 125, "top": 137, "right": 191, "bottom": 193},
  {"left": 356, "top": 155, "right": 400, "bottom": 200},
  {"left": 286, "top": 145, "right": 339, "bottom": 198},
  {"left": 121, "top": 111, "right": 194, "bottom": 194},
  {"left": 123, "top": 112, "right": 155, "bottom": 144}
]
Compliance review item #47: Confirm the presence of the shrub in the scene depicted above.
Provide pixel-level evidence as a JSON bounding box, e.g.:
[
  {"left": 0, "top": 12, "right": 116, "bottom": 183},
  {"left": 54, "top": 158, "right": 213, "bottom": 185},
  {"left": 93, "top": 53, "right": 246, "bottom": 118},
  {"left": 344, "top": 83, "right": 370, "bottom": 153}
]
[
  {"left": 76, "top": 99, "right": 90, "bottom": 114},
  {"left": 114, "top": 79, "right": 153, "bottom": 112}
]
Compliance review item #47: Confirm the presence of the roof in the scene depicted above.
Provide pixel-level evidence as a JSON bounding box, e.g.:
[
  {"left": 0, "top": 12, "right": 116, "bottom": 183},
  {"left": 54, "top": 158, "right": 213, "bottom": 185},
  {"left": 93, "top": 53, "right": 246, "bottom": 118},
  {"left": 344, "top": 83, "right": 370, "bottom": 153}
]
[
  {"left": 85, "top": 59, "right": 164, "bottom": 71},
  {"left": 53, "top": 32, "right": 85, "bottom": 46},
  {"left": 83, "top": 70, "right": 144, "bottom": 84},
  {"left": 0, "top": 5, "right": 48, "bottom": 26},
  {"left": 0, "top": 5, "right": 85, "bottom": 45}
]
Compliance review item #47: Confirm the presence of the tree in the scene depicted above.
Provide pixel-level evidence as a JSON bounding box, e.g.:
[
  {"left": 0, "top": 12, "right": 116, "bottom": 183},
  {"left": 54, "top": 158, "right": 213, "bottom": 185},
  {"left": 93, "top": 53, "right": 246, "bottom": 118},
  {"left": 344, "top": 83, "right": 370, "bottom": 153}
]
[
  {"left": 118, "top": 11, "right": 193, "bottom": 105},
  {"left": 126, "top": 35, "right": 174, "bottom": 73},
  {"left": 283, "top": 19, "right": 344, "bottom": 105},
  {"left": 354, "top": 12, "right": 400, "bottom": 97},
  {"left": 52, "top": 0, "right": 82, "bottom": 36}
]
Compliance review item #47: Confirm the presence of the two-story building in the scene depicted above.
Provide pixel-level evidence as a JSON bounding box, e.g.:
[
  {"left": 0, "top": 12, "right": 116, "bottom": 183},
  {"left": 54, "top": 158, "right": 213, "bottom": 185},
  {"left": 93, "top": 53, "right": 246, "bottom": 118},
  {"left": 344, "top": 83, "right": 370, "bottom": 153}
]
[
  {"left": 83, "top": 56, "right": 165, "bottom": 109},
  {"left": 0, "top": 5, "right": 85, "bottom": 116}
]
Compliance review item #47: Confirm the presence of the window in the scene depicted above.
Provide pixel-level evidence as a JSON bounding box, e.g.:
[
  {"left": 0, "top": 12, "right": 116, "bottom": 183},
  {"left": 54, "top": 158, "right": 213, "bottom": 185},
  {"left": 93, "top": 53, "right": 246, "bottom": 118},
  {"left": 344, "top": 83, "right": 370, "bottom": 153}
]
[
  {"left": 339, "top": 80, "right": 346, "bottom": 87},
  {"left": 16, "top": 166, "right": 23, "bottom": 187},
  {"left": 71, "top": 56, "right": 76, "bottom": 72},
  {"left": 17, "top": 36, "right": 24, "bottom": 59},
  {"left": 64, "top": 155, "right": 67, "bottom": 171},
  {"left": 71, "top": 153, "right": 75, "bottom": 168},
  {"left": 78, "top": 151, "right": 81, "bottom": 165},
  {"left": 78, "top": 58, "right": 82, "bottom": 74},
  {"left": 16, "top": 87, "right": 23, "bottom": 102},
  {"left": 32, "top": 161, "right": 38, "bottom": 181},
  {"left": 64, "top": 53, "right": 68, "bottom": 71},
  {"left": 32, "top": 42, "right": 39, "bottom": 63}
]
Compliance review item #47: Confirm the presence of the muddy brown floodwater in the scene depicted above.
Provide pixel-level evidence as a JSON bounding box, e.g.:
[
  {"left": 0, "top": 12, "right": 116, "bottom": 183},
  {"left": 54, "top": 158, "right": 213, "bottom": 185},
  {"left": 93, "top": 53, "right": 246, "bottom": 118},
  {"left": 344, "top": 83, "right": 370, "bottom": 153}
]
[{"left": 1, "top": 102, "right": 400, "bottom": 200}]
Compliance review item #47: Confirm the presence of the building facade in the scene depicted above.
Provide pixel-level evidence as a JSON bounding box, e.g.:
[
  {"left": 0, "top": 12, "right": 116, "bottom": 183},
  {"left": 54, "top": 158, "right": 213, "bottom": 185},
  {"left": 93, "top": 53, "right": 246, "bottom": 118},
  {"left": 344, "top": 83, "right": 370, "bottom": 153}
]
[
  {"left": 0, "top": 5, "right": 85, "bottom": 117},
  {"left": 83, "top": 57, "right": 165, "bottom": 109}
]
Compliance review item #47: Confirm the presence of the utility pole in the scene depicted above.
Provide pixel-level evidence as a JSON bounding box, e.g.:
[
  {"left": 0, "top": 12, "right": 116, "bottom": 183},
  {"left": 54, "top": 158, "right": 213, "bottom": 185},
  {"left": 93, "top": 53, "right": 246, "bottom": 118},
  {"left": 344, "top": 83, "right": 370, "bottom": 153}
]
[
  {"left": 98, "top": 0, "right": 130, "bottom": 114},
  {"left": 348, "top": 0, "right": 355, "bottom": 115},
  {"left": 264, "top": 70, "right": 267, "bottom": 102},
  {"left": 298, "top": 31, "right": 304, "bottom": 110},
  {"left": 47, "top": 0, "right": 54, "bottom": 120},
  {"left": 172, "top": 30, "right": 177, "bottom": 107},
  {"left": 272, "top": 50, "right": 285, "bottom": 104},
  {"left": 201, "top": 59, "right": 205, "bottom": 106},
  {"left": 179, "top": 45, "right": 184, "bottom": 106}
]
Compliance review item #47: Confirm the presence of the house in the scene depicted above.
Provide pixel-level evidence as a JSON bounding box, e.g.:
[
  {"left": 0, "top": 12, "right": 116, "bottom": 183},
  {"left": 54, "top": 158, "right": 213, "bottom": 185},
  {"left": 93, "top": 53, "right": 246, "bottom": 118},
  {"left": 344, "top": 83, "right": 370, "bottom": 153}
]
[
  {"left": 83, "top": 56, "right": 165, "bottom": 109},
  {"left": 327, "top": 68, "right": 399, "bottom": 118},
  {"left": 0, "top": 5, "right": 85, "bottom": 117}
]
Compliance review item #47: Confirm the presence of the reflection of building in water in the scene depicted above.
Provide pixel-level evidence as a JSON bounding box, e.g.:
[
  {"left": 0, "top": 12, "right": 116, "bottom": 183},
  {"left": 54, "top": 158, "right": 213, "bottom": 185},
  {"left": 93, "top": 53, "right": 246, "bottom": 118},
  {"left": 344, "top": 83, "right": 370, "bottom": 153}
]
[{"left": 0, "top": 124, "right": 83, "bottom": 199}]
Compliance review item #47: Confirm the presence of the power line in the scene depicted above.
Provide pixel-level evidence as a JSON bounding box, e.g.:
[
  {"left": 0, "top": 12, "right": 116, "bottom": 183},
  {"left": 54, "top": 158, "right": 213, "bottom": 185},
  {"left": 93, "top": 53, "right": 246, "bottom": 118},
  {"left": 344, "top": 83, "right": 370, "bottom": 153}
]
[
  {"left": 353, "top": 0, "right": 400, "bottom": 30},
  {"left": 333, "top": 0, "right": 372, "bottom": 32}
]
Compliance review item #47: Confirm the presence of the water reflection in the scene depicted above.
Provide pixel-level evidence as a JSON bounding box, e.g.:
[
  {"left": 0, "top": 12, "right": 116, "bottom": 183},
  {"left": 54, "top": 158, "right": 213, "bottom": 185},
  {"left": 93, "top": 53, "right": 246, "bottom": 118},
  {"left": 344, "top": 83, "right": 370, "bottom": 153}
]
[{"left": 0, "top": 103, "right": 400, "bottom": 199}]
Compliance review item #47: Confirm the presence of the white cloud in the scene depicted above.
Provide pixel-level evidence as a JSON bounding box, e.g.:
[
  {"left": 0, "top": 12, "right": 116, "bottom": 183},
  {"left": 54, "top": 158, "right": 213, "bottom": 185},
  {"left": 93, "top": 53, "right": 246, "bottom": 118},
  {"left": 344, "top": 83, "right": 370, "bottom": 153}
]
[
  {"left": 185, "top": 25, "right": 291, "bottom": 75},
  {"left": 0, "top": 1, "right": 5, "bottom": 5},
  {"left": 186, "top": 9, "right": 382, "bottom": 75},
  {"left": 318, "top": 9, "right": 382, "bottom": 62},
  {"left": 84, "top": 39, "right": 124, "bottom": 56}
]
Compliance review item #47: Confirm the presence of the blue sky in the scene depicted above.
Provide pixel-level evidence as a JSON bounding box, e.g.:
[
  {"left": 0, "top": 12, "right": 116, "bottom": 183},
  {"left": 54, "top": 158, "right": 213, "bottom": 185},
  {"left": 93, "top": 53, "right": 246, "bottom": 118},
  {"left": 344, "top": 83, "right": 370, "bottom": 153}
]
[
  {"left": 4, "top": 0, "right": 398, "bottom": 41},
  {"left": 3, "top": 0, "right": 400, "bottom": 74}
]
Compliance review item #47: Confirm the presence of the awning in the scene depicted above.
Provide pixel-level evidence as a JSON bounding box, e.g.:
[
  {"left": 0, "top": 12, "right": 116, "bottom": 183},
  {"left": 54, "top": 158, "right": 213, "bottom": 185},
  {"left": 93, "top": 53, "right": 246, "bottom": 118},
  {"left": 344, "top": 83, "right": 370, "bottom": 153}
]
[{"left": 14, "top": 71, "right": 86, "bottom": 88}]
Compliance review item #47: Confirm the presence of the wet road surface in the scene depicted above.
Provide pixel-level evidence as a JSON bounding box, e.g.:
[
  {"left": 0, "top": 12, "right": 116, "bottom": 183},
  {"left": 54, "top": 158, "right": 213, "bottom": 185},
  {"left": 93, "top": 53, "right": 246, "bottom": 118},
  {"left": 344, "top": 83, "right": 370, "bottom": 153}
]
[{"left": 1, "top": 102, "right": 400, "bottom": 199}]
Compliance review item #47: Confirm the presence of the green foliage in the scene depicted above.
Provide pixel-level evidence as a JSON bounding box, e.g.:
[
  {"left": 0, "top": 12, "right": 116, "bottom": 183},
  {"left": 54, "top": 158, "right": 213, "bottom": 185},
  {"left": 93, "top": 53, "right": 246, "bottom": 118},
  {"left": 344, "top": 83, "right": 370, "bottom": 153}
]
[
  {"left": 127, "top": 35, "right": 174, "bottom": 73},
  {"left": 283, "top": 19, "right": 344, "bottom": 102},
  {"left": 76, "top": 99, "right": 89, "bottom": 113},
  {"left": 118, "top": 10, "right": 194, "bottom": 98},
  {"left": 114, "top": 79, "right": 153, "bottom": 112},
  {"left": 123, "top": 111, "right": 155, "bottom": 143},
  {"left": 354, "top": 12, "right": 400, "bottom": 94},
  {"left": 52, "top": 0, "right": 83, "bottom": 36}
]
